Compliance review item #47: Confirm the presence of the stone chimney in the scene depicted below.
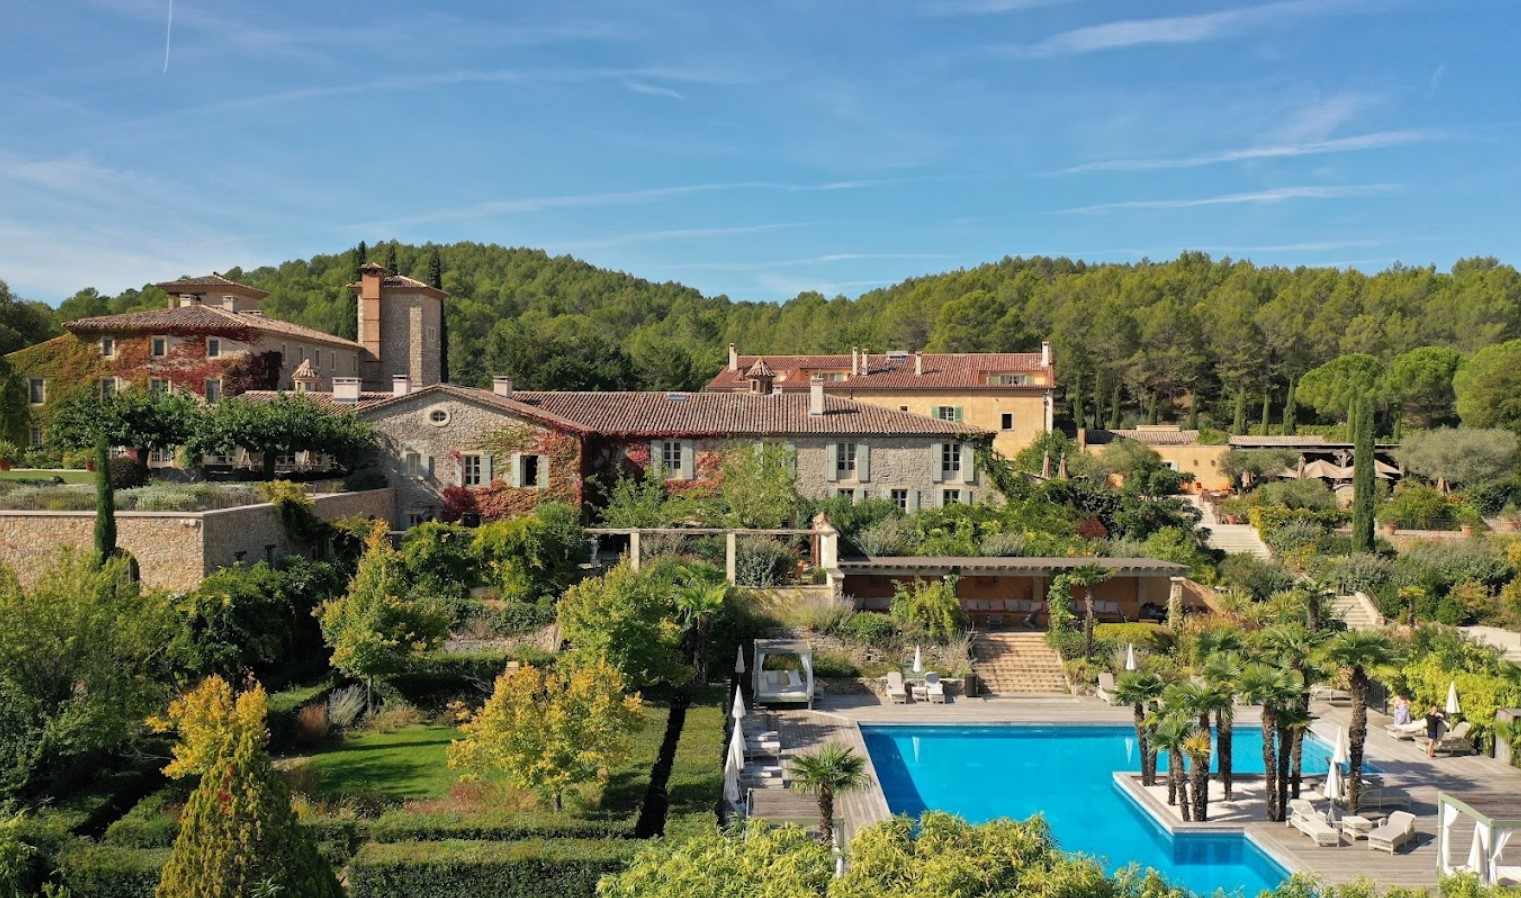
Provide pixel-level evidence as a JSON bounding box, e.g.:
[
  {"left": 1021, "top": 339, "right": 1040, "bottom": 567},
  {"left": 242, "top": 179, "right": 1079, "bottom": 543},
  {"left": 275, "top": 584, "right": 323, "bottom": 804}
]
[
  {"left": 728, "top": 343, "right": 739, "bottom": 372},
  {"left": 850, "top": 347, "right": 860, "bottom": 376},
  {"left": 332, "top": 377, "right": 362, "bottom": 403},
  {"left": 1041, "top": 341, "right": 1053, "bottom": 367},
  {"left": 358, "top": 262, "right": 388, "bottom": 367},
  {"left": 809, "top": 376, "right": 825, "bottom": 416},
  {"left": 392, "top": 374, "right": 410, "bottom": 397},
  {"left": 914, "top": 351, "right": 924, "bottom": 376},
  {"left": 493, "top": 376, "right": 514, "bottom": 398}
]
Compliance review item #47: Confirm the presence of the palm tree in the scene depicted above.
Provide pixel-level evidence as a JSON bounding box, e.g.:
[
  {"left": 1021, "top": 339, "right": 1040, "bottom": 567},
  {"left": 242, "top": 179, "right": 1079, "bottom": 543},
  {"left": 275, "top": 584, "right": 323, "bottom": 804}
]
[
  {"left": 1149, "top": 712, "right": 1193, "bottom": 820},
  {"left": 1201, "top": 653, "right": 1242, "bottom": 799},
  {"left": 674, "top": 574, "right": 729, "bottom": 685},
  {"left": 1067, "top": 563, "right": 1113, "bottom": 662},
  {"left": 1115, "top": 671, "right": 1166, "bottom": 786},
  {"left": 1260, "top": 623, "right": 1328, "bottom": 799},
  {"left": 1322, "top": 630, "right": 1400, "bottom": 814},
  {"left": 1184, "top": 731, "right": 1213, "bottom": 822},
  {"left": 790, "top": 744, "right": 872, "bottom": 846},
  {"left": 1236, "top": 662, "right": 1298, "bottom": 822},
  {"left": 1274, "top": 704, "right": 1314, "bottom": 823}
]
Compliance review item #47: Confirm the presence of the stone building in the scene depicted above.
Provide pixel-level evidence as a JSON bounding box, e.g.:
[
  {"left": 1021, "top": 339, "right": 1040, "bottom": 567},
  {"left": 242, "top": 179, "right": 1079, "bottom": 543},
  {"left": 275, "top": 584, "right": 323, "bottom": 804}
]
[
  {"left": 705, "top": 344, "right": 1056, "bottom": 457},
  {"left": 351, "top": 262, "right": 446, "bottom": 391},
  {"left": 335, "top": 373, "right": 989, "bottom": 527}
]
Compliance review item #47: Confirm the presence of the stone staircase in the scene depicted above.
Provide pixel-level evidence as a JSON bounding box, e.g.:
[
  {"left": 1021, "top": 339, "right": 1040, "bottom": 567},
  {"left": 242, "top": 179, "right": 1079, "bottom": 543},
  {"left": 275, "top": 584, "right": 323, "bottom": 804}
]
[
  {"left": 1187, "top": 494, "right": 1272, "bottom": 559},
  {"left": 972, "top": 632, "right": 1069, "bottom": 695},
  {"left": 1331, "top": 593, "right": 1383, "bottom": 631}
]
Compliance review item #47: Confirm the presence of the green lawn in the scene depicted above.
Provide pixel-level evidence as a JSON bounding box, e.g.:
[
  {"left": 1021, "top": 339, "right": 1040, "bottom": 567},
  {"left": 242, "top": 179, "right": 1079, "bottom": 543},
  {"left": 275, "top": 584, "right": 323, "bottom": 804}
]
[
  {"left": 0, "top": 468, "right": 94, "bottom": 483},
  {"left": 307, "top": 725, "right": 458, "bottom": 801}
]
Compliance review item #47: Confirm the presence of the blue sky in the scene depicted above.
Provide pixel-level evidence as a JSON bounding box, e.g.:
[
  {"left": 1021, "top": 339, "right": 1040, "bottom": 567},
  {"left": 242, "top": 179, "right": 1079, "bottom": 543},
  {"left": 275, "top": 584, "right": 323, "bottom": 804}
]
[{"left": 2, "top": 0, "right": 1518, "bottom": 304}]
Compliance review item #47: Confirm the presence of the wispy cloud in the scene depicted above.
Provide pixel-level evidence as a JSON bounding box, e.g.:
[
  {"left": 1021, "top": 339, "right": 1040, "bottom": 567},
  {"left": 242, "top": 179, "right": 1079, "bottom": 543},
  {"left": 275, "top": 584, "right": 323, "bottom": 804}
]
[
  {"left": 1011, "top": 0, "right": 1366, "bottom": 57},
  {"left": 1054, "top": 130, "right": 1434, "bottom": 174},
  {"left": 1062, "top": 184, "right": 1400, "bottom": 214},
  {"left": 556, "top": 223, "right": 804, "bottom": 251},
  {"left": 919, "top": 0, "right": 1076, "bottom": 16},
  {"left": 352, "top": 179, "right": 904, "bottom": 231},
  {"left": 1429, "top": 63, "right": 1449, "bottom": 97},
  {"left": 1195, "top": 239, "right": 1385, "bottom": 253},
  {"left": 624, "top": 80, "right": 687, "bottom": 101},
  {"left": 672, "top": 252, "right": 957, "bottom": 273}
]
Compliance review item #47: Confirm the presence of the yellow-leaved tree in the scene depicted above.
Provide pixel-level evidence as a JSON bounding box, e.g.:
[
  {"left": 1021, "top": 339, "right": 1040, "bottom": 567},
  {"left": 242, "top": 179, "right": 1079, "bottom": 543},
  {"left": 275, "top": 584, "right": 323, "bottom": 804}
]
[{"left": 448, "top": 658, "right": 643, "bottom": 811}]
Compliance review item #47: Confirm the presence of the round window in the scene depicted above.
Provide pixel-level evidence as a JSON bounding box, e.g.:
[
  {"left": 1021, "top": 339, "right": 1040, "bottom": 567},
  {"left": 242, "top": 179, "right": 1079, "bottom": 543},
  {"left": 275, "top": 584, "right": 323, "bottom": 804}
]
[{"left": 427, "top": 407, "right": 450, "bottom": 426}]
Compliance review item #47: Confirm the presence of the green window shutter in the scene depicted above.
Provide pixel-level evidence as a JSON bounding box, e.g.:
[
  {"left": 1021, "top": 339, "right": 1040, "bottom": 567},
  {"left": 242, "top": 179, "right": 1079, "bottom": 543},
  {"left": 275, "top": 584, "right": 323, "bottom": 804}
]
[
  {"left": 961, "top": 443, "right": 977, "bottom": 484},
  {"left": 858, "top": 442, "right": 871, "bottom": 482},
  {"left": 954, "top": 406, "right": 964, "bottom": 422},
  {"left": 931, "top": 444, "right": 944, "bottom": 483},
  {"left": 509, "top": 453, "right": 522, "bottom": 488},
  {"left": 680, "top": 440, "right": 695, "bottom": 480},
  {"left": 825, "top": 443, "right": 839, "bottom": 482}
]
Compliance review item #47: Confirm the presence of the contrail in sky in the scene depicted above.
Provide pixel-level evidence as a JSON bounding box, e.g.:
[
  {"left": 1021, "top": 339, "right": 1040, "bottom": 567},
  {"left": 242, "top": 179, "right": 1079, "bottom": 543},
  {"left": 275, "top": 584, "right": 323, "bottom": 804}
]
[{"left": 163, "top": 0, "right": 174, "bottom": 73}]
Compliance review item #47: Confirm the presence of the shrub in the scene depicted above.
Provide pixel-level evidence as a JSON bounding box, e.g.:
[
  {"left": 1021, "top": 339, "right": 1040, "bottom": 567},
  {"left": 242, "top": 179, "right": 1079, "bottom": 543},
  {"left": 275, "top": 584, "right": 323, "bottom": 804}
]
[
  {"left": 1265, "top": 518, "right": 1328, "bottom": 556},
  {"left": 788, "top": 593, "right": 855, "bottom": 634},
  {"left": 979, "top": 531, "right": 1025, "bottom": 557},
  {"left": 367, "top": 811, "right": 627, "bottom": 844},
  {"left": 1219, "top": 554, "right": 1295, "bottom": 602},
  {"left": 57, "top": 845, "right": 168, "bottom": 898},
  {"left": 1253, "top": 478, "right": 1338, "bottom": 511},
  {"left": 1398, "top": 539, "right": 1513, "bottom": 592},
  {"left": 1094, "top": 623, "right": 1175, "bottom": 653},
  {"left": 840, "top": 612, "right": 897, "bottom": 647},
  {"left": 343, "top": 467, "right": 389, "bottom": 492},
  {"left": 326, "top": 685, "right": 367, "bottom": 730},
  {"left": 809, "top": 651, "right": 861, "bottom": 678},
  {"left": 103, "top": 791, "right": 185, "bottom": 850},
  {"left": 888, "top": 577, "right": 964, "bottom": 644},
  {"left": 347, "top": 838, "right": 636, "bottom": 898},
  {"left": 854, "top": 516, "right": 913, "bottom": 556},
  {"left": 382, "top": 652, "right": 516, "bottom": 712},
  {"left": 1312, "top": 553, "right": 1396, "bottom": 596},
  {"left": 400, "top": 523, "right": 479, "bottom": 600},
  {"left": 367, "top": 705, "right": 422, "bottom": 734},
  {"left": 472, "top": 504, "right": 589, "bottom": 602},
  {"left": 1380, "top": 483, "right": 1457, "bottom": 530},
  {"left": 733, "top": 538, "right": 794, "bottom": 588}
]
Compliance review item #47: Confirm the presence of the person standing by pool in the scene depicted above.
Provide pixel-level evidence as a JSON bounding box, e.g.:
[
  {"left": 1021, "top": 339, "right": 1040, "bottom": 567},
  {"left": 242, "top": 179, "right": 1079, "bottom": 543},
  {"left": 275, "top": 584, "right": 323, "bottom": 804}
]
[
  {"left": 1391, "top": 694, "right": 1412, "bottom": 727},
  {"left": 1424, "top": 706, "right": 1446, "bottom": 758}
]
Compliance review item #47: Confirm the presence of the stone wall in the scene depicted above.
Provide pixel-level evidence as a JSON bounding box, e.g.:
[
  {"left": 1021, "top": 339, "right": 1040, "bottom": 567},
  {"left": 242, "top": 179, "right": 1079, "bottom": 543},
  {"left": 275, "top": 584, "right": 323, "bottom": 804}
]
[
  {"left": 842, "top": 389, "right": 1050, "bottom": 458},
  {"left": 0, "top": 489, "right": 392, "bottom": 592}
]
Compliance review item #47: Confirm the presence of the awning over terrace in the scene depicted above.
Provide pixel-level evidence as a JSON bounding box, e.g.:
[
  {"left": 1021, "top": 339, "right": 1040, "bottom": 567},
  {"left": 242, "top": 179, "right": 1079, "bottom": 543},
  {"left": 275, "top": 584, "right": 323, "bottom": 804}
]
[
  {"left": 753, "top": 639, "right": 814, "bottom": 709},
  {"left": 835, "top": 556, "right": 1189, "bottom": 578},
  {"left": 1438, "top": 792, "right": 1521, "bottom": 884}
]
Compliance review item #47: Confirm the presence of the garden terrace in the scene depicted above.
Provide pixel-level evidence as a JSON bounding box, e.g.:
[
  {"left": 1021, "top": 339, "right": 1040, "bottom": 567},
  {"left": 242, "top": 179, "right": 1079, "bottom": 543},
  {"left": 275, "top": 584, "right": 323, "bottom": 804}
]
[
  {"left": 588, "top": 524, "right": 831, "bottom": 587},
  {"left": 838, "top": 555, "right": 1196, "bottom": 627}
]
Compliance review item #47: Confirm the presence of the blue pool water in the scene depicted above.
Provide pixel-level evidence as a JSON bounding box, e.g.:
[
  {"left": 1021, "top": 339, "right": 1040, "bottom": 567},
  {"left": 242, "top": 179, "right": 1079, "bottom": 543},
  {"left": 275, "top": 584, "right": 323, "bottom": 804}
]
[{"left": 861, "top": 725, "right": 1328, "bottom": 896}]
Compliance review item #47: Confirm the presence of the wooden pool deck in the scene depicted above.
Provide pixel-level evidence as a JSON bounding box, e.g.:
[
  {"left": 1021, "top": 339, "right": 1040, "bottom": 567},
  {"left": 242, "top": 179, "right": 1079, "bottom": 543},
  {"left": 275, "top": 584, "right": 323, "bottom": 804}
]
[{"left": 750, "top": 693, "right": 1521, "bottom": 887}]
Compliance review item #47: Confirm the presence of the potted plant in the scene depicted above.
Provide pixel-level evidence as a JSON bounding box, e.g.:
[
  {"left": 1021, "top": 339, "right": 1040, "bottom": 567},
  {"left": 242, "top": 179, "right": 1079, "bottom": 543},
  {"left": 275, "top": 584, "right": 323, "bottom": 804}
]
[
  {"left": 0, "top": 440, "right": 20, "bottom": 472},
  {"left": 1499, "top": 504, "right": 1521, "bottom": 534},
  {"left": 1455, "top": 504, "right": 1483, "bottom": 537},
  {"left": 1376, "top": 504, "right": 1399, "bottom": 536}
]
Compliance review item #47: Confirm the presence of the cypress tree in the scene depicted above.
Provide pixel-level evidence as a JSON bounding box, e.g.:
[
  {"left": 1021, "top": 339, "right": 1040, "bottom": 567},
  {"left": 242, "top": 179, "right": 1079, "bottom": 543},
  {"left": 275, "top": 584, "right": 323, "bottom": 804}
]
[
  {"left": 427, "top": 247, "right": 443, "bottom": 290},
  {"left": 382, "top": 241, "right": 398, "bottom": 275},
  {"left": 1351, "top": 395, "right": 1376, "bottom": 553},
  {"left": 1282, "top": 376, "right": 1298, "bottom": 435},
  {"left": 94, "top": 431, "right": 115, "bottom": 563},
  {"left": 1232, "top": 391, "right": 1247, "bottom": 435},
  {"left": 156, "top": 688, "right": 341, "bottom": 898},
  {"left": 350, "top": 241, "right": 367, "bottom": 280},
  {"left": 1148, "top": 394, "right": 1159, "bottom": 426},
  {"left": 1110, "top": 383, "right": 1122, "bottom": 429},
  {"left": 1260, "top": 391, "right": 1272, "bottom": 436},
  {"left": 1186, "top": 397, "right": 1199, "bottom": 431}
]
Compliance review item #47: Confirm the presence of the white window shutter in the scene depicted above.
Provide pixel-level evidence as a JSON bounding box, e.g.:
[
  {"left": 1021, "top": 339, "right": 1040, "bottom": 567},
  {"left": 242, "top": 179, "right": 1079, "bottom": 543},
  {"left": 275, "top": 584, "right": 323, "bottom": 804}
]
[
  {"left": 423, "top": 455, "right": 433, "bottom": 479},
  {"left": 649, "top": 442, "right": 661, "bottom": 478},
  {"left": 858, "top": 442, "right": 871, "bottom": 482},
  {"left": 536, "top": 455, "right": 549, "bottom": 489},
  {"left": 482, "top": 453, "right": 494, "bottom": 484},
  {"left": 509, "top": 453, "right": 522, "bottom": 488},
  {"left": 451, "top": 458, "right": 463, "bottom": 487},
  {"left": 931, "top": 488, "right": 942, "bottom": 509},
  {"left": 680, "top": 440, "right": 695, "bottom": 480},
  {"left": 825, "top": 443, "right": 839, "bottom": 482},
  {"left": 931, "top": 444, "right": 944, "bottom": 483},
  {"left": 784, "top": 441, "right": 797, "bottom": 474},
  {"left": 961, "top": 443, "right": 977, "bottom": 484},
  {"left": 910, "top": 489, "right": 921, "bottom": 512}
]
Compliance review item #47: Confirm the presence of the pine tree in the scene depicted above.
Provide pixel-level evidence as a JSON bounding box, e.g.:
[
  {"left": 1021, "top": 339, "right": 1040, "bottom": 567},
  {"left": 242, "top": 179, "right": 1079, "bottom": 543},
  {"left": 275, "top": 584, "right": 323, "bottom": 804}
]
[
  {"left": 1351, "top": 395, "right": 1376, "bottom": 553},
  {"left": 156, "top": 681, "right": 341, "bottom": 898},
  {"left": 93, "top": 432, "right": 115, "bottom": 563}
]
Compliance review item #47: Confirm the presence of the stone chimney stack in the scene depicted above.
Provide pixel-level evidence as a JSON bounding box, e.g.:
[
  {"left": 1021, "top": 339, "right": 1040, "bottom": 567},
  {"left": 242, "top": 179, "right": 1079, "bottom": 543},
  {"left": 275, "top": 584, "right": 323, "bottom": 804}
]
[
  {"left": 728, "top": 343, "right": 739, "bottom": 372},
  {"left": 914, "top": 351, "right": 924, "bottom": 376},
  {"left": 1041, "top": 341, "right": 1053, "bottom": 367},
  {"left": 850, "top": 347, "right": 860, "bottom": 376},
  {"left": 809, "top": 376, "right": 825, "bottom": 416},
  {"left": 392, "top": 374, "right": 410, "bottom": 397},
  {"left": 332, "top": 377, "right": 362, "bottom": 403},
  {"left": 493, "top": 376, "right": 514, "bottom": 398}
]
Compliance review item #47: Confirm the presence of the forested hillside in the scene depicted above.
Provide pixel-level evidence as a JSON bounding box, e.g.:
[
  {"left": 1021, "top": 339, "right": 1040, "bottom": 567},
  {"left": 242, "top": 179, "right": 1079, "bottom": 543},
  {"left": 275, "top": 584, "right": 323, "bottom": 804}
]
[{"left": 8, "top": 245, "right": 1521, "bottom": 433}]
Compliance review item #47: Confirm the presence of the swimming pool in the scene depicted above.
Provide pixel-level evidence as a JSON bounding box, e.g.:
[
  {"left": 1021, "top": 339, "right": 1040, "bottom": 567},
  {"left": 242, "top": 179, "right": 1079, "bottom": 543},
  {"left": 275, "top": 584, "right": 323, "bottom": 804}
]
[{"left": 861, "top": 725, "right": 1321, "bottom": 895}]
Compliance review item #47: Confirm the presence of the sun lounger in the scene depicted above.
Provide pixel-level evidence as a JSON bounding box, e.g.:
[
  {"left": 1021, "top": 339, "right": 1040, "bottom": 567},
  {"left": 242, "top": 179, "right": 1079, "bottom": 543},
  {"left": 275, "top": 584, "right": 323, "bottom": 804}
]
[
  {"left": 741, "top": 764, "right": 787, "bottom": 788},
  {"left": 1095, "top": 672, "right": 1120, "bottom": 705},
  {"left": 886, "top": 671, "right": 909, "bottom": 704},
  {"left": 1367, "top": 811, "right": 1416, "bottom": 854},
  {"left": 1288, "top": 799, "right": 1320, "bottom": 828},
  {"left": 1425, "top": 721, "right": 1476, "bottom": 755},
  {"left": 1384, "top": 721, "right": 1425, "bottom": 740},
  {"left": 1289, "top": 801, "right": 1341, "bottom": 847},
  {"left": 925, "top": 671, "right": 946, "bottom": 704}
]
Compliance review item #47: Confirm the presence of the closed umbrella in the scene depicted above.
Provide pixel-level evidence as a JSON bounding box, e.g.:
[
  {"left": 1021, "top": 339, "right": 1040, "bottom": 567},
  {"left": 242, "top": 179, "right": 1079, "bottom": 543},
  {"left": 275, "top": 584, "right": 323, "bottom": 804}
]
[
  {"left": 1332, "top": 726, "right": 1349, "bottom": 766},
  {"left": 1325, "top": 761, "right": 1343, "bottom": 805},
  {"left": 724, "top": 719, "right": 746, "bottom": 805},
  {"left": 1446, "top": 682, "right": 1462, "bottom": 716},
  {"left": 735, "top": 646, "right": 746, "bottom": 674},
  {"left": 912, "top": 645, "right": 924, "bottom": 674},
  {"left": 731, "top": 688, "right": 746, "bottom": 721},
  {"left": 1124, "top": 644, "right": 1137, "bottom": 671}
]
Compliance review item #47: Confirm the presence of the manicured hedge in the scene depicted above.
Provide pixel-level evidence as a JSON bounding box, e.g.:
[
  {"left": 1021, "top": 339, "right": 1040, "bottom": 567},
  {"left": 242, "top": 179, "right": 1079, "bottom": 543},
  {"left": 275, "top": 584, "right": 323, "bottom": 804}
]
[
  {"left": 381, "top": 652, "right": 516, "bottom": 711},
  {"left": 347, "top": 838, "right": 637, "bottom": 898},
  {"left": 267, "top": 677, "right": 337, "bottom": 751},
  {"left": 368, "top": 810, "right": 628, "bottom": 843},
  {"left": 1094, "top": 622, "right": 1175, "bottom": 652},
  {"left": 57, "top": 845, "right": 168, "bottom": 898}
]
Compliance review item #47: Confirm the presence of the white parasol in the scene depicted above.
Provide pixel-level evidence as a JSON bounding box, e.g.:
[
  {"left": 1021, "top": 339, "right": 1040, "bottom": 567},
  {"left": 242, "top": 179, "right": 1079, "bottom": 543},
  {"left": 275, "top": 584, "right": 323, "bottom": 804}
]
[
  {"left": 912, "top": 645, "right": 924, "bottom": 674},
  {"left": 735, "top": 645, "right": 746, "bottom": 674},
  {"left": 1325, "top": 761, "right": 1344, "bottom": 804},
  {"left": 1124, "top": 643, "right": 1137, "bottom": 671},
  {"left": 724, "top": 718, "right": 746, "bottom": 805},
  {"left": 1331, "top": 726, "right": 1349, "bottom": 766},
  {"left": 731, "top": 688, "right": 747, "bottom": 721},
  {"left": 1446, "top": 681, "right": 1462, "bottom": 716}
]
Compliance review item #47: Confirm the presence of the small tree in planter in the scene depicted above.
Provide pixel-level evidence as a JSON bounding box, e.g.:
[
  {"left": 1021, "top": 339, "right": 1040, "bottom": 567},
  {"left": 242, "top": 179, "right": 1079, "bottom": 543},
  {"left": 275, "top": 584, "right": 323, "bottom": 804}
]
[{"left": 0, "top": 440, "right": 18, "bottom": 471}]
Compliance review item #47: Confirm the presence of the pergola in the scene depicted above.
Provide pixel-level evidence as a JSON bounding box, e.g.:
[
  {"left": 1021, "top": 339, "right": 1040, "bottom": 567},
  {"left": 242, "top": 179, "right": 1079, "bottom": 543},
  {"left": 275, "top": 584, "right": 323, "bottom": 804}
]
[
  {"left": 1437, "top": 791, "right": 1521, "bottom": 884},
  {"left": 752, "top": 638, "right": 814, "bottom": 709}
]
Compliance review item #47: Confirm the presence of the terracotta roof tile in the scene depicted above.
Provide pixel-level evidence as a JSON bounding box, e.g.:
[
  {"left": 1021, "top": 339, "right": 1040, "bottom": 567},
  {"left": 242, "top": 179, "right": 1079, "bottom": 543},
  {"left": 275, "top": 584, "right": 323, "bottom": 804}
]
[
  {"left": 345, "top": 274, "right": 448, "bottom": 299},
  {"left": 292, "top": 359, "right": 318, "bottom": 379},
  {"left": 510, "top": 391, "right": 987, "bottom": 438},
  {"left": 1094, "top": 428, "right": 1203, "bottom": 446},
  {"left": 706, "top": 352, "right": 1052, "bottom": 392},
  {"left": 240, "top": 389, "right": 394, "bottom": 410},
  {"left": 154, "top": 273, "right": 270, "bottom": 298},
  {"left": 65, "top": 305, "right": 364, "bottom": 350},
  {"left": 745, "top": 357, "right": 775, "bottom": 377}
]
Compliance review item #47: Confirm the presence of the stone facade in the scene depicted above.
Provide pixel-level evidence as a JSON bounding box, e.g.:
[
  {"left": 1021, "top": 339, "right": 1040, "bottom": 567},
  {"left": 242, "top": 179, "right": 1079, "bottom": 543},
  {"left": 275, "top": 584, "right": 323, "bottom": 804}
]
[
  {"left": 0, "top": 489, "right": 392, "bottom": 591},
  {"left": 361, "top": 391, "right": 576, "bottom": 526},
  {"left": 356, "top": 265, "right": 444, "bottom": 392},
  {"left": 846, "top": 390, "right": 1050, "bottom": 459}
]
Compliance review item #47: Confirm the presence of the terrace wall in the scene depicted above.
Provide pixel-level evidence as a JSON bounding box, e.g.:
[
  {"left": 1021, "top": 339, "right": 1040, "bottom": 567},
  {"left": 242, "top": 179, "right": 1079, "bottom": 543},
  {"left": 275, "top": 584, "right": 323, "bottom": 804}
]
[{"left": 0, "top": 488, "right": 392, "bottom": 591}]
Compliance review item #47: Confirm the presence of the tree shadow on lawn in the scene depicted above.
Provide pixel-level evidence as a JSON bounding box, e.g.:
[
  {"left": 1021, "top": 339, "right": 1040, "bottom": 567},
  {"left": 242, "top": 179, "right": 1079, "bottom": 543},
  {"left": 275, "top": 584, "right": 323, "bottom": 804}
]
[{"left": 310, "top": 729, "right": 455, "bottom": 800}]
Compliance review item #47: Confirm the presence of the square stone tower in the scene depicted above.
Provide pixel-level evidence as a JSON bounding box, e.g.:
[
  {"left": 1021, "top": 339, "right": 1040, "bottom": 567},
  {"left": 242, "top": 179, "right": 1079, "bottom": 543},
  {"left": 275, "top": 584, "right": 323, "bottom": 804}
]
[{"left": 352, "top": 262, "right": 447, "bottom": 390}]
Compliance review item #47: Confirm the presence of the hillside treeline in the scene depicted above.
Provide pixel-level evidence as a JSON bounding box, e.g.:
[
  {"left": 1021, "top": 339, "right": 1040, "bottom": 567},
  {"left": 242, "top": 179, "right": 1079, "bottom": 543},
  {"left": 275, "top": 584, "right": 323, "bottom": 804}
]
[{"left": 9, "top": 246, "right": 1521, "bottom": 431}]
